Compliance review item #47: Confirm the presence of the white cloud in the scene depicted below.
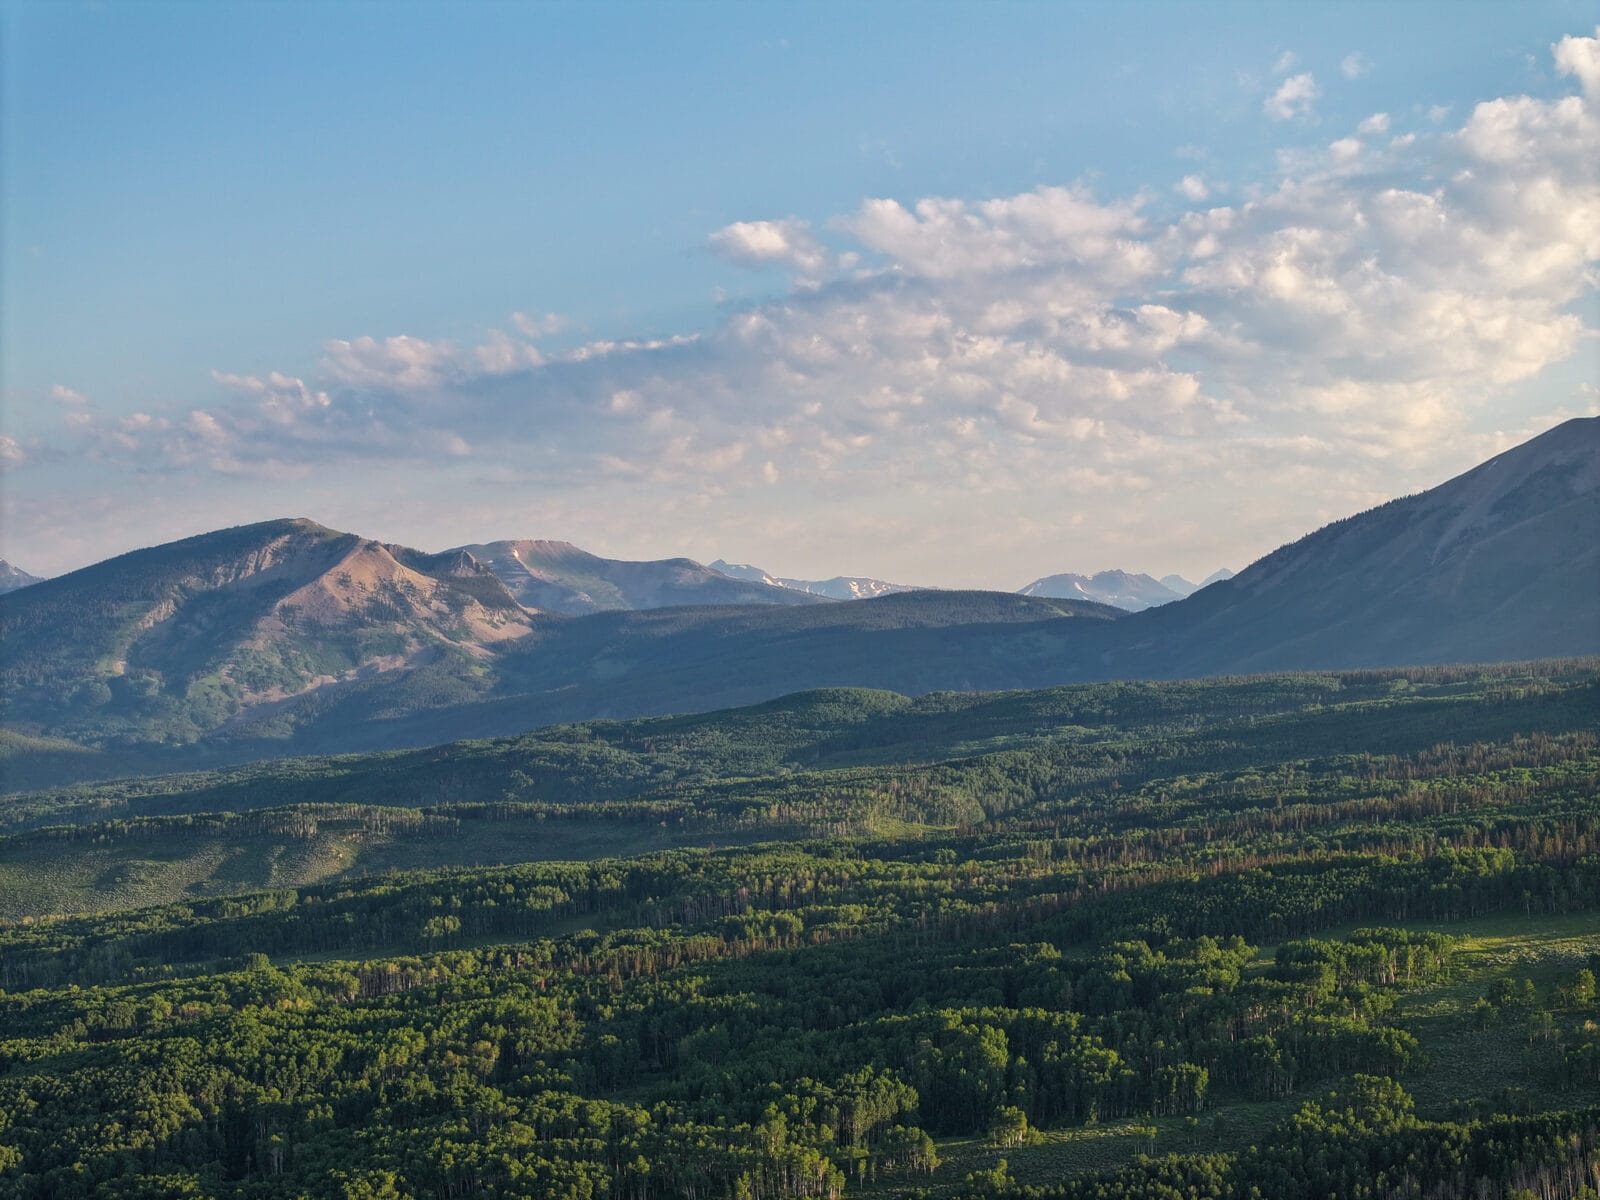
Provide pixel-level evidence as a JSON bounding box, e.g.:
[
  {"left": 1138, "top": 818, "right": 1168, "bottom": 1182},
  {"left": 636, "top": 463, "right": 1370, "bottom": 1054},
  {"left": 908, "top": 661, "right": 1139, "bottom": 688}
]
[
  {"left": 1328, "top": 137, "right": 1363, "bottom": 163},
  {"left": 1176, "top": 174, "right": 1210, "bottom": 201},
  {"left": 321, "top": 335, "right": 457, "bottom": 390},
  {"left": 1265, "top": 73, "right": 1320, "bottom": 121},
  {"left": 49, "top": 385, "right": 88, "bottom": 406},
  {"left": 709, "top": 218, "right": 832, "bottom": 279},
  {"left": 0, "top": 435, "right": 24, "bottom": 465},
  {"left": 1358, "top": 112, "right": 1391, "bottom": 135},
  {"left": 1273, "top": 50, "right": 1299, "bottom": 75},
  {"left": 210, "top": 370, "right": 331, "bottom": 422},
  {"left": 1341, "top": 53, "right": 1370, "bottom": 79},
  {"left": 844, "top": 186, "right": 1154, "bottom": 282}
]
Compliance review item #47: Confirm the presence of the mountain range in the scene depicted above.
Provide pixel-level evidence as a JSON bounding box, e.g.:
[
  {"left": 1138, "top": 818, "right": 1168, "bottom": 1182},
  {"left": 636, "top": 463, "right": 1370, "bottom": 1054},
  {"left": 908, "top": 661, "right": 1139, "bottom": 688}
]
[
  {"left": 708, "top": 561, "right": 1233, "bottom": 608},
  {"left": 1, "top": 416, "right": 1595, "bottom": 788}
]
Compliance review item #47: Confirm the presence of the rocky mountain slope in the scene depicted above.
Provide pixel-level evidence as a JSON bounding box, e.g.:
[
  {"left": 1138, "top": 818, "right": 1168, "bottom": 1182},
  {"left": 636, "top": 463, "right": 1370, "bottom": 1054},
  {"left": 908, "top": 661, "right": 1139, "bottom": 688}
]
[
  {"left": 1018, "top": 569, "right": 1187, "bottom": 611},
  {"left": 0, "top": 519, "right": 532, "bottom": 747}
]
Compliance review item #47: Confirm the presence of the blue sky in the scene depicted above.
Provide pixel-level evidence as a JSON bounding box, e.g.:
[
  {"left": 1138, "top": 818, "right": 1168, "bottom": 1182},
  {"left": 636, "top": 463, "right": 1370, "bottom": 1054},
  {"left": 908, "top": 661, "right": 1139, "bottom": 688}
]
[{"left": 3, "top": 1, "right": 1597, "bottom": 584}]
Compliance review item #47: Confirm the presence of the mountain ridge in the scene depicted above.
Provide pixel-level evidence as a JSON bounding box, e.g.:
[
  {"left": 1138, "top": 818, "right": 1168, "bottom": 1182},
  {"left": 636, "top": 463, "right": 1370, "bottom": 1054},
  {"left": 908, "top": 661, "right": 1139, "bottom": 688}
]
[{"left": 1019, "top": 569, "right": 1187, "bottom": 611}]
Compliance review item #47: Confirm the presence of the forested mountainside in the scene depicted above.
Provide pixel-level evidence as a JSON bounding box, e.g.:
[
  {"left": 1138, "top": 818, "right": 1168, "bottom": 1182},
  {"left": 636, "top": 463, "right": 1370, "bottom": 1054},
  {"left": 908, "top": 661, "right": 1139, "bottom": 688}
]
[
  {"left": 1, "top": 659, "right": 1598, "bottom": 1197},
  {"left": 7, "top": 661, "right": 1593, "bottom": 910}
]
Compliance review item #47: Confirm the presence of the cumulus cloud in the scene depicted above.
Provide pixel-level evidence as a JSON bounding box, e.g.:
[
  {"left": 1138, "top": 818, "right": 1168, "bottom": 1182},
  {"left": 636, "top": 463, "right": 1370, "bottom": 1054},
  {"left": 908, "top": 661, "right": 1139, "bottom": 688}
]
[
  {"left": 1328, "top": 136, "right": 1363, "bottom": 163},
  {"left": 1358, "top": 112, "right": 1390, "bottom": 135},
  {"left": 1176, "top": 174, "right": 1210, "bottom": 201},
  {"left": 843, "top": 186, "right": 1155, "bottom": 283},
  {"left": 1265, "top": 72, "right": 1320, "bottom": 120},
  {"left": 1341, "top": 53, "right": 1370, "bottom": 79},
  {"left": 50, "top": 385, "right": 88, "bottom": 406}
]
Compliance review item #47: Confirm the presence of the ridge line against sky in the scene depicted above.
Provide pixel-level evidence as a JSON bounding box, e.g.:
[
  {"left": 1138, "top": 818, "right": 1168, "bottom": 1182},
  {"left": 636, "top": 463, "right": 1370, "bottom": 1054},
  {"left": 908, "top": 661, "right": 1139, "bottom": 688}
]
[{"left": 2, "top": 2, "right": 1597, "bottom": 583}]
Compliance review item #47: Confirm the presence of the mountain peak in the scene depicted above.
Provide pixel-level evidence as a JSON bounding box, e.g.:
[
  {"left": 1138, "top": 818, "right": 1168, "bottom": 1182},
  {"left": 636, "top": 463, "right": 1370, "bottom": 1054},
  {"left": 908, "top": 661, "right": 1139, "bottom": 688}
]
[
  {"left": 0, "top": 560, "right": 41, "bottom": 595},
  {"left": 1017, "top": 569, "right": 1183, "bottom": 611}
]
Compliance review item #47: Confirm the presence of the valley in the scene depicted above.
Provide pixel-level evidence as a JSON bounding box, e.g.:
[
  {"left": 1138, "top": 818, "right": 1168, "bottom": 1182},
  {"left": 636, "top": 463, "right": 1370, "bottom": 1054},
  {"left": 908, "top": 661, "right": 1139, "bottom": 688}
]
[{"left": 2, "top": 660, "right": 1598, "bottom": 1198}]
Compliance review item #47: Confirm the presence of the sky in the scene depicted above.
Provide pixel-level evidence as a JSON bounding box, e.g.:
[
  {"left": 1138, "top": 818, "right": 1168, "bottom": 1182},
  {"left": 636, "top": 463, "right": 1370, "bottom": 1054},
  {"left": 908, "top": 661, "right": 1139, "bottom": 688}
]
[{"left": 3, "top": 1, "right": 1598, "bottom": 587}]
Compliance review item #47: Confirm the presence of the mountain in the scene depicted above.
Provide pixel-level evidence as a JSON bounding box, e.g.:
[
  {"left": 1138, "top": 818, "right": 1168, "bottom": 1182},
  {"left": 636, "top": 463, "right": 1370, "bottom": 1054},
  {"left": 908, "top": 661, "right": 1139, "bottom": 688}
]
[
  {"left": 1158, "top": 569, "right": 1234, "bottom": 598},
  {"left": 1018, "top": 569, "right": 1185, "bottom": 611},
  {"left": 0, "top": 518, "right": 533, "bottom": 749},
  {"left": 710, "top": 559, "right": 922, "bottom": 600},
  {"left": 1106, "top": 417, "right": 1600, "bottom": 676},
  {"left": 0, "top": 561, "right": 41, "bottom": 594},
  {"left": 456, "top": 540, "right": 824, "bottom": 613}
]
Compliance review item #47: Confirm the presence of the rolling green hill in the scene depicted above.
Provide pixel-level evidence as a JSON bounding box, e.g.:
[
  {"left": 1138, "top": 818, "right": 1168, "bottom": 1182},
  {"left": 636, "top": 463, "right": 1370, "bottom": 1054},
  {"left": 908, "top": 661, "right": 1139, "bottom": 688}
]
[{"left": 4, "top": 659, "right": 1595, "bottom": 916}]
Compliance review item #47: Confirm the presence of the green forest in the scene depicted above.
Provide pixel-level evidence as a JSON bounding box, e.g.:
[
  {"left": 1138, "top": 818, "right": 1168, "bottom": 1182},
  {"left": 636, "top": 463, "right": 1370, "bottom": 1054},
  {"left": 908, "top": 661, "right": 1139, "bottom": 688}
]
[{"left": 2, "top": 661, "right": 1599, "bottom": 1198}]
